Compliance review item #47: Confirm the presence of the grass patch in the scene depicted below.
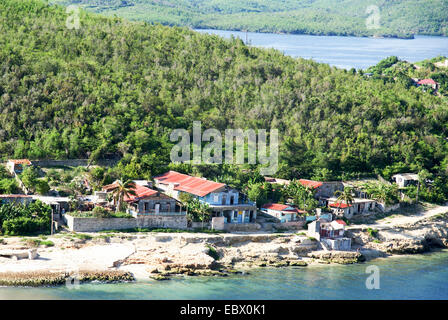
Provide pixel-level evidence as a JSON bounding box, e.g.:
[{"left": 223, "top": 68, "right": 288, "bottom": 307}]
[
  {"left": 68, "top": 211, "right": 133, "bottom": 219},
  {"left": 71, "top": 233, "right": 93, "bottom": 240},
  {"left": 205, "top": 244, "right": 220, "bottom": 260},
  {"left": 429, "top": 212, "right": 448, "bottom": 221},
  {"left": 22, "top": 238, "right": 54, "bottom": 247},
  {"left": 366, "top": 228, "right": 379, "bottom": 238}
]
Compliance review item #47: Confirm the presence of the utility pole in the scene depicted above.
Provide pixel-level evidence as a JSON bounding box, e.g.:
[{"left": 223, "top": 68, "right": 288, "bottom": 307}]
[{"left": 416, "top": 180, "right": 420, "bottom": 204}]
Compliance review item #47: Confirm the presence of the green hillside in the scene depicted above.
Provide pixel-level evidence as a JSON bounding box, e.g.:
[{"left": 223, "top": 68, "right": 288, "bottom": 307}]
[
  {"left": 49, "top": 0, "right": 448, "bottom": 38},
  {"left": 1, "top": 0, "right": 448, "bottom": 201}
]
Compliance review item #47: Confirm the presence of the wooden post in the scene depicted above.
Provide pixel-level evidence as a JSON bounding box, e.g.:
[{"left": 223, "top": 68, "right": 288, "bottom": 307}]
[{"left": 51, "top": 208, "right": 54, "bottom": 235}]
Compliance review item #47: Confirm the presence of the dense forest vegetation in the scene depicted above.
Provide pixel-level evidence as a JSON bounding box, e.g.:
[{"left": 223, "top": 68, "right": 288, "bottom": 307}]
[
  {"left": 50, "top": 0, "right": 448, "bottom": 38},
  {"left": 2, "top": 0, "right": 448, "bottom": 201}
]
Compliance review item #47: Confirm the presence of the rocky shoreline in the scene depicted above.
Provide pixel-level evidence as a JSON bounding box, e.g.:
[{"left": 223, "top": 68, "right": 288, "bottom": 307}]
[
  {"left": 0, "top": 212, "right": 447, "bottom": 286},
  {"left": 0, "top": 270, "right": 134, "bottom": 287}
]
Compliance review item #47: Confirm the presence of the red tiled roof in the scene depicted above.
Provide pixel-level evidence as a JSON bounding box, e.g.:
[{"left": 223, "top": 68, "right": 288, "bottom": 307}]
[
  {"left": 154, "top": 171, "right": 225, "bottom": 197},
  {"left": 0, "top": 194, "right": 32, "bottom": 198},
  {"left": 262, "top": 203, "right": 291, "bottom": 211},
  {"left": 330, "top": 202, "right": 352, "bottom": 208},
  {"left": 102, "top": 182, "right": 119, "bottom": 191},
  {"left": 262, "top": 203, "right": 306, "bottom": 214},
  {"left": 417, "top": 79, "right": 437, "bottom": 85},
  {"left": 335, "top": 219, "right": 347, "bottom": 225},
  {"left": 124, "top": 185, "right": 158, "bottom": 202},
  {"left": 8, "top": 159, "right": 31, "bottom": 165},
  {"left": 299, "top": 179, "right": 323, "bottom": 189}
]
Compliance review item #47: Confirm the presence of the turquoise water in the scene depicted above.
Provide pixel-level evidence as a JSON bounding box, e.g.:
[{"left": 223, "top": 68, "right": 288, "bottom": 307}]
[
  {"left": 1, "top": 250, "right": 448, "bottom": 300},
  {"left": 195, "top": 29, "right": 448, "bottom": 70}
]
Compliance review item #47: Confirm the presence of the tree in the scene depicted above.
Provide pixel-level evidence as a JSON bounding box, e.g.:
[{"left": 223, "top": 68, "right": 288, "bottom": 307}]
[
  {"left": 88, "top": 167, "right": 106, "bottom": 190},
  {"left": 416, "top": 169, "right": 431, "bottom": 203},
  {"left": 110, "top": 180, "right": 137, "bottom": 213},
  {"left": 334, "top": 187, "right": 355, "bottom": 207},
  {"left": 360, "top": 182, "right": 398, "bottom": 205},
  {"left": 246, "top": 182, "right": 268, "bottom": 207},
  {"left": 182, "top": 197, "right": 211, "bottom": 227},
  {"left": 35, "top": 179, "right": 50, "bottom": 195},
  {"left": 20, "top": 166, "right": 39, "bottom": 193},
  {"left": 285, "top": 180, "right": 318, "bottom": 211}
]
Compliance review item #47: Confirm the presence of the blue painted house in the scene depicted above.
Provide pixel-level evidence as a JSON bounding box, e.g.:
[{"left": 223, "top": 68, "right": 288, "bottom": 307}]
[{"left": 154, "top": 171, "right": 257, "bottom": 224}]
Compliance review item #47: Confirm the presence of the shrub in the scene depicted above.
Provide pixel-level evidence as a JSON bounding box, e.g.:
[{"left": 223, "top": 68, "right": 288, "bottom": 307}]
[
  {"left": 92, "top": 206, "right": 111, "bottom": 218},
  {"left": 110, "top": 211, "right": 133, "bottom": 219},
  {"left": 205, "top": 244, "right": 220, "bottom": 260},
  {"left": 2, "top": 217, "right": 49, "bottom": 236},
  {"left": 367, "top": 228, "right": 379, "bottom": 238}
]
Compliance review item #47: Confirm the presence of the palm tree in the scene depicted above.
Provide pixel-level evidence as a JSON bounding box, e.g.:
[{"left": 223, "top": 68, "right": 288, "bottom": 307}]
[
  {"left": 110, "top": 180, "right": 137, "bottom": 213},
  {"left": 361, "top": 182, "right": 398, "bottom": 205},
  {"left": 184, "top": 198, "right": 211, "bottom": 228},
  {"left": 334, "top": 187, "right": 354, "bottom": 207}
]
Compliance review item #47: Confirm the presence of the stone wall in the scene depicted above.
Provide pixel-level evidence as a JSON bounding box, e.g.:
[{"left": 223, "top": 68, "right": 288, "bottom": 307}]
[
  {"left": 377, "top": 202, "right": 401, "bottom": 213},
  {"left": 31, "top": 158, "right": 119, "bottom": 168},
  {"left": 224, "top": 223, "right": 261, "bottom": 232},
  {"left": 272, "top": 221, "right": 306, "bottom": 230},
  {"left": 64, "top": 214, "right": 187, "bottom": 232}
]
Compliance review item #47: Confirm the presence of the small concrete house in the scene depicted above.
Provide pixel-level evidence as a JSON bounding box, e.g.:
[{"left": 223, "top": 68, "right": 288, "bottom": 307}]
[
  {"left": 416, "top": 79, "right": 439, "bottom": 90},
  {"left": 264, "top": 177, "right": 291, "bottom": 186},
  {"left": 261, "top": 203, "right": 305, "bottom": 223},
  {"left": 298, "top": 179, "right": 344, "bottom": 199},
  {"left": 392, "top": 173, "right": 419, "bottom": 188},
  {"left": 125, "top": 185, "right": 184, "bottom": 217},
  {"left": 102, "top": 181, "right": 184, "bottom": 217},
  {"left": 307, "top": 219, "right": 351, "bottom": 250},
  {"left": 326, "top": 197, "right": 376, "bottom": 219},
  {"left": 6, "top": 159, "right": 32, "bottom": 175},
  {"left": 328, "top": 202, "right": 353, "bottom": 219},
  {"left": 154, "top": 171, "right": 257, "bottom": 224}
]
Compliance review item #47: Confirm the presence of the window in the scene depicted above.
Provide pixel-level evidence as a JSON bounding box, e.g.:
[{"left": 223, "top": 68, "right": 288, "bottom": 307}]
[
  {"left": 144, "top": 202, "right": 149, "bottom": 212},
  {"left": 213, "top": 194, "right": 219, "bottom": 203}
]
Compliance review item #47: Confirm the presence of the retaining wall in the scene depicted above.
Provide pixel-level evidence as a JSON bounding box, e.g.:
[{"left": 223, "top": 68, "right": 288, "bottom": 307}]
[
  {"left": 31, "top": 159, "right": 119, "bottom": 168},
  {"left": 63, "top": 214, "right": 187, "bottom": 232}
]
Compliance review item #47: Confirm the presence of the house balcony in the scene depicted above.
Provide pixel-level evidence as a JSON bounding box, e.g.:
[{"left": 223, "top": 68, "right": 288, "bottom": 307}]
[
  {"left": 207, "top": 203, "right": 257, "bottom": 211},
  {"left": 128, "top": 208, "right": 186, "bottom": 217}
]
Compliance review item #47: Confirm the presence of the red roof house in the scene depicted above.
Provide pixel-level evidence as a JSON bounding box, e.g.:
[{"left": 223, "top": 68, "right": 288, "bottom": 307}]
[
  {"left": 329, "top": 202, "right": 352, "bottom": 209},
  {"left": 124, "top": 185, "right": 158, "bottom": 202},
  {"left": 153, "top": 171, "right": 226, "bottom": 197},
  {"left": 299, "top": 179, "right": 323, "bottom": 189},
  {"left": 6, "top": 159, "right": 32, "bottom": 175},
  {"left": 417, "top": 78, "right": 439, "bottom": 90},
  {"left": 261, "top": 203, "right": 306, "bottom": 222}
]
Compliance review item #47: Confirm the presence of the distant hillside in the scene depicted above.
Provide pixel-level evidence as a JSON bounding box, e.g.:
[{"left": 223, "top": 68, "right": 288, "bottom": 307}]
[
  {"left": 366, "top": 56, "right": 448, "bottom": 96},
  {"left": 2, "top": 0, "right": 448, "bottom": 193},
  {"left": 50, "top": 0, "right": 448, "bottom": 38}
]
